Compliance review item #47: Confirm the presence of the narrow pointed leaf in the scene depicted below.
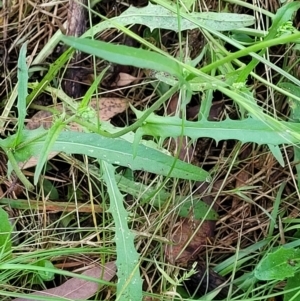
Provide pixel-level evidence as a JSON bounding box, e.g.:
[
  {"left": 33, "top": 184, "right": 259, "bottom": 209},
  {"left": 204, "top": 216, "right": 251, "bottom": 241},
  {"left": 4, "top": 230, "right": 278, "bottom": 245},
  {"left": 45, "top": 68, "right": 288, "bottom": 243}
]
[
  {"left": 61, "top": 36, "right": 182, "bottom": 80},
  {"left": 15, "top": 129, "right": 211, "bottom": 182},
  {"left": 102, "top": 162, "right": 142, "bottom": 301}
]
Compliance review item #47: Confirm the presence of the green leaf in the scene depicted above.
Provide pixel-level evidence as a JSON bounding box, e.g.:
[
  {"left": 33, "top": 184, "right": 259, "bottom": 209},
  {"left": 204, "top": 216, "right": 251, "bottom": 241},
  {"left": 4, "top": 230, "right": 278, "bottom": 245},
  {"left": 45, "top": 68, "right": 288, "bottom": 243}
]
[
  {"left": 15, "top": 129, "right": 211, "bottom": 182},
  {"left": 269, "top": 2, "right": 300, "bottom": 38},
  {"left": 284, "top": 271, "right": 300, "bottom": 301},
  {"left": 34, "top": 118, "right": 65, "bottom": 185},
  {"left": 135, "top": 111, "right": 300, "bottom": 145},
  {"left": 79, "top": 66, "right": 110, "bottom": 109},
  {"left": 268, "top": 144, "right": 284, "bottom": 167},
  {"left": 101, "top": 162, "right": 142, "bottom": 301},
  {"left": 0, "top": 207, "right": 12, "bottom": 261},
  {"left": 237, "top": 1, "right": 300, "bottom": 82},
  {"left": 34, "top": 260, "right": 56, "bottom": 281},
  {"left": 111, "top": 3, "right": 255, "bottom": 32},
  {"left": 61, "top": 36, "right": 183, "bottom": 80},
  {"left": 26, "top": 47, "right": 74, "bottom": 105},
  {"left": 84, "top": 2, "right": 254, "bottom": 41},
  {"left": 279, "top": 82, "right": 300, "bottom": 122},
  {"left": 279, "top": 82, "right": 300, "bottom": 189},
  {"left": 42, "top": 179, "right": 59, "bottom": 200},
  {"left": 15, "top": 42, "right": 28, "bottom": 147},
  {"left": 178, "top": 199, "right": 218, "bottom": 220},
  {"left": 255, "top": 247, "right": 300, "bottom": 280}
]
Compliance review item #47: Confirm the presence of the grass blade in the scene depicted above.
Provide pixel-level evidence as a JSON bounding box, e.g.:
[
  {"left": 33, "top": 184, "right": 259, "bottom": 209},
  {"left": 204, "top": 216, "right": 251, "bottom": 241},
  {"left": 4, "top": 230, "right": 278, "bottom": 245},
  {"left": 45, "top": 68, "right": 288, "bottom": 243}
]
[{"left": 15, "top": 43, "right": 28, "bottom": 146}]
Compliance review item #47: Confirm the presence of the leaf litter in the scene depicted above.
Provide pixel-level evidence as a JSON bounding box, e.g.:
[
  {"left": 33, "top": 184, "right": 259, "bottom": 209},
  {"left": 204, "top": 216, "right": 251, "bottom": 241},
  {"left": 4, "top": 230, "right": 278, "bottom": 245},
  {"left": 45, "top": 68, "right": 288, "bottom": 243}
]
[{"left": 26, "top": 97, "right": 129, "bottom": 130}]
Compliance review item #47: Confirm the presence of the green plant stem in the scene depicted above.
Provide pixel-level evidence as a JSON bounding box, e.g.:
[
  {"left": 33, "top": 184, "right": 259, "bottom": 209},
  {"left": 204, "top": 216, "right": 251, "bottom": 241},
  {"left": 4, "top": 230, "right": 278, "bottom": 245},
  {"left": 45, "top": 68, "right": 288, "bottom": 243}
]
[
  {"left": 200, "top": 32, "right": 300, "bottom": 74},
  {"left": 5, "top": 150, "right": 34, "bottom": 191},
  {"left": 105, "top": 84, "right": 179, "bottom": 138}
]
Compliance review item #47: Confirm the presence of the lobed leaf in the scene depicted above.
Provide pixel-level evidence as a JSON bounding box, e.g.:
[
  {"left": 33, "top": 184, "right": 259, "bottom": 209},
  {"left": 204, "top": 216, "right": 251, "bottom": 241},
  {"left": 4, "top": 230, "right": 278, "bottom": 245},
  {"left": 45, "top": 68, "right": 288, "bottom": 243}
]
[
  {"left": 101, "top": 162, "right": 142, "bottom": 301},
  {"left": 87, "top": 2, "right": 255, "bottom": 34},
  {"left": 14, "top": 129, "right": 211, "bottom": 182},
  {"left": 135, "top": 111, "right": 300, "bottom": 145}
]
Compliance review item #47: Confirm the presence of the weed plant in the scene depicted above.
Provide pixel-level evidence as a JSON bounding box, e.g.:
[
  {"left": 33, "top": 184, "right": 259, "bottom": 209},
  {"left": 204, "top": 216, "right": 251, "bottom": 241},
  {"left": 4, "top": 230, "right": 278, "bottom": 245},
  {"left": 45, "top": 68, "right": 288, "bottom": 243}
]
[{"left": 1, "top": 0, "right": 300, "bottom": 301}]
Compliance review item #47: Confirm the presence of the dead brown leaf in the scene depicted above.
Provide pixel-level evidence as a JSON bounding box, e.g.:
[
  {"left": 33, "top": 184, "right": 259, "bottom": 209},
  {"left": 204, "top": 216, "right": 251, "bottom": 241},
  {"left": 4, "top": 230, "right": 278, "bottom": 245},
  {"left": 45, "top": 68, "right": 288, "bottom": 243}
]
[
  {"left": 26, "top": 110, "right": 53, "bottom": 130},
  {"left": 90, "top": 97, "right": 128, "bottom": 120},
  {"left": 13, "top": 261, "right": 116, "bottom": 301},
  {"left": 165, "top": 218, "right": 215, "bottom": 265},
  {"left": 232, "top": 170, "right": 249, "bottom": 209},
  {"left": 26, "top": 98, "right": 128, "bottom": 130},
  {"left": 111, "top": 72, "right": 137, "bottom": 87}
]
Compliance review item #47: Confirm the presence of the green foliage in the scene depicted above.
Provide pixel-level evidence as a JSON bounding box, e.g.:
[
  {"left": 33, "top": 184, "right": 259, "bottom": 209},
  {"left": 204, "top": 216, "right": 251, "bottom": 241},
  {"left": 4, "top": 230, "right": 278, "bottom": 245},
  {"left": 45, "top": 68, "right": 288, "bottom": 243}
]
[
  {"left": 9, "top": 128, "right": 211, "bottom": 182},
  {"left": 3, "top": 1, "right": 300, "bottom": 300},
  {"left": 134, "top": 110, "right": 300, "bottom": 145},
  {"left": 15, "top": 43, "right": 28, "bottom": 146},
  {"left": 280, "top": 82, "right": 300, "bottom": 189},
  {"left": 32, "top": 260, "right": 56, "bottom": 283},
  {"left": 61, "top": 35, "right": 184, "bottom": 81},
  {"left": 284, "top": 272, "right": 300, "bottom": 301},
  {"left": 109, "top": 2, "right": 255, "bottom": 32},
  {"left": 115, "top": 174, "right": 218, "bottom": 220},
  {"left": 0, "top": 207, "right": 12, "bottom": 261},
  {"left": 82, "top": 2, "right": 255, "bottom": 39},
  {"left": 255, "top": 247, "right": 300, "bottom": 280},
  {"left": 101, "top": 162, "right": 142, "bottom": 301}
]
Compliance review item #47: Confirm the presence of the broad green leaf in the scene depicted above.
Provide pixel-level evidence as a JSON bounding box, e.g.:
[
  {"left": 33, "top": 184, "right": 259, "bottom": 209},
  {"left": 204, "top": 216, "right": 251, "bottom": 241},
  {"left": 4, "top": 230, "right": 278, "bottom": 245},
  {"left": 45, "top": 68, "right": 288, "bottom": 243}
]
[
  {"left": 61, "top": 36, "right": 183, "bottom": 80},
  {"left": 105, "top": 2, "right": 255, "bottom": 32},
  {"left": 135, "top": 111, "right": 300, "bottom": 145},
  {"left": 34, "top": 260, "right": 56, "bottom": 282},
  {"left": 255, "top": 247, "right": 300, "bottom": 280},
  {"left": 0, "top": 207, "right": 12, "bottom": 260},
  {"left": 82, "top": 3, "right": 255, "bottom": 42},
  {"left": 14, "top": 129, "right": 211, "bottom": 182},
  {"left": 101, "top": 162, "right": 142, "bottom": 301},
  {"left": 284, "top": 272, "right": 300, "bottom": 301}
]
